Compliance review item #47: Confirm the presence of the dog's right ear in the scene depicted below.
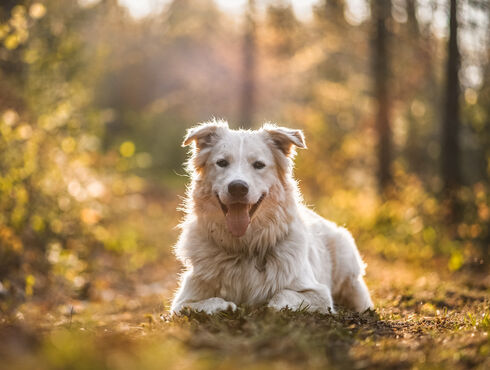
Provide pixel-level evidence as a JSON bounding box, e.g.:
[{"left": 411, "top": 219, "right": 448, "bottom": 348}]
[{"left": 182, "top": 120, "right": 228, "bottom": 150}]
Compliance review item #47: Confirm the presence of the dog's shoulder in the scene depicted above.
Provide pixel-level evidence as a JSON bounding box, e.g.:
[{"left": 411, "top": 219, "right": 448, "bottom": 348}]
[{"left": 298, "top": 204, "right": 340, "bottom": 234}]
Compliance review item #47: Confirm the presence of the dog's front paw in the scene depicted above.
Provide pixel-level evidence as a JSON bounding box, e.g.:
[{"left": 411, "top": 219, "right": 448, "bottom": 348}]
[
  {"left": 197, "top": 297, "right": 237, "bottom": 314},
  {"left": 268, "top": 300, "right": 333, "bottom": 314},
  {"left": 173, "top": 297, "right": 237, "bottom": 315},
  {"left": 267, "top": 292, "right": 301, "bottom": 311},
  {"left": 268, "top": 289, "right": 335, "bottom": 314},
  {"left": 267, "top": 299, "right": 306, "bottom": 312}
]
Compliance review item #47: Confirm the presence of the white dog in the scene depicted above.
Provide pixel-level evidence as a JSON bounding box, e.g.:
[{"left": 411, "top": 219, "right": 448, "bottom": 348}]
[{"left": 171, "top": 120, "right": 373, "bottom": 314}]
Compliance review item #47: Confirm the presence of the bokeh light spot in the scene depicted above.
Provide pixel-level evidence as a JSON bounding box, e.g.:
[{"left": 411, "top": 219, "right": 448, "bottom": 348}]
[{"left": 119, "top": 141, "right": 135, "bottom": 158}]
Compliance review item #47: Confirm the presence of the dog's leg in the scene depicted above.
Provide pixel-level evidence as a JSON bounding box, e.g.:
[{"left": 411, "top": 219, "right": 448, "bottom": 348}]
[
  {"left": 327, "top": 225, "right": 374, "bottom": 312},
  {"left": 336, "top": 275, "right": 373, "bottom": 312},
  {"left": 171, "top": 271, "right": 237, "bottom": 315},
  {"left": 268, "top": 285, "right": 335, "bottom": 314}
]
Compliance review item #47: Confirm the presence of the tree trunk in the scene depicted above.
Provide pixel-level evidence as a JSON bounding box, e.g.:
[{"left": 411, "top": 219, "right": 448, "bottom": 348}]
[
  {"left": 405, "top": 0, "right": 423, "bottom": 174},
  {"left": 240, "top": 0, "right": 256, "bottom": 129},
  {"left": 324, "top": 0, "right": 345, "bottom": 18},
  {"left": 441, "top": 0, "right": 461, "bottom": 218},
  {"left": 372, "top": 0, "right": 392, "bottom": 194}
]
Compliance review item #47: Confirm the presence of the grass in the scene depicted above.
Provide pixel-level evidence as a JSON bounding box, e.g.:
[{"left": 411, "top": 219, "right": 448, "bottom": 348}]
[{"left": 1, "top": 254, "right": 489, "bottom": 370}]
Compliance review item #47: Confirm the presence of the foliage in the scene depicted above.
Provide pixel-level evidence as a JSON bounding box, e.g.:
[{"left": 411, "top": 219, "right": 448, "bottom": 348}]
[{"left": 1, "top": 1, "right": 101, "bottom": 303}]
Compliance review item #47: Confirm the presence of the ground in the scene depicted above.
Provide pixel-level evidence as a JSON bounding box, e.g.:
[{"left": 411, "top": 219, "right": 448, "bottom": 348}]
[{"left": 1, "top": 251, "right": 489, "bottom": 370}]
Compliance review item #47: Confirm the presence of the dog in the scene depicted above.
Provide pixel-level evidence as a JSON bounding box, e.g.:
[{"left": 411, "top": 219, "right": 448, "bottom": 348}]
[{"left": 171, "top": 120, "right": 373, "bottom": 314}]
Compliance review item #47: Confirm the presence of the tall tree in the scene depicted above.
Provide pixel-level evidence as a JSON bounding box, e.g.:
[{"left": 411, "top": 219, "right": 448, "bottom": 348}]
[
  {"left": 240, "top": 0, "right": 256, "bottom": 129},
  {"left": 402, "top": 0, "right": 438, "bottom": 178},
  {"left": 324, "top": 0, "right": 345, "bottom": 19},
  {"left": 371, "top": 0, "right": 392, "bottom": 194},
  {"left": 404, "top": 0, "right": 423, "bottom": 174},
  {"left": 441, "top": 0, "right": 461, "bottom": 215}
]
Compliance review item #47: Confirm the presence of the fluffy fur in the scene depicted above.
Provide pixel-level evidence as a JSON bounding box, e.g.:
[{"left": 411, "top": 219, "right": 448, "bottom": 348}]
[{"left": 171, "top": 120, "right": 373, "bottom": 314}]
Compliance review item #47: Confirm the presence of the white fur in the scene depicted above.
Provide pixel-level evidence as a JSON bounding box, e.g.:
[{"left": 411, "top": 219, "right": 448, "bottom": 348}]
[{"left": 171, "top": 120, "right": 373, "bottom": 315}]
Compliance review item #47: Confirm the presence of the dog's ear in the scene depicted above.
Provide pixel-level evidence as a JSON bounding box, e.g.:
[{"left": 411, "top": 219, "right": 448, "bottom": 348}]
[
  {"left": 182, "top": 120, "right": 228, "bottom": 149},
  {"left": 262, "top": 123, "right": 306, "bottom": 156},
  {"left": 183, "top": 120, "right": 228, "bottom": 173}
]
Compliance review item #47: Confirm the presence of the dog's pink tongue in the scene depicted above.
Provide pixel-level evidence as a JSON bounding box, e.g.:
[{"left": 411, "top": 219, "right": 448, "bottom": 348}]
[{"left": 225, "top": 203, "right": 250, "bottom": 237}]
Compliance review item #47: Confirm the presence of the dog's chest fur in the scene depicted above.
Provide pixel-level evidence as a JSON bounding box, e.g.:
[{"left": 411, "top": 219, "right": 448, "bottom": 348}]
[{"left": 194, "top": 246, "right": 291, "bottom": 306}]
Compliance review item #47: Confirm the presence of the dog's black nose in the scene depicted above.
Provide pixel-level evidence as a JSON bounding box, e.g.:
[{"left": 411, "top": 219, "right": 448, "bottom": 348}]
[{"left": 228, "top": 180, "right": 249, "bottom": 198}]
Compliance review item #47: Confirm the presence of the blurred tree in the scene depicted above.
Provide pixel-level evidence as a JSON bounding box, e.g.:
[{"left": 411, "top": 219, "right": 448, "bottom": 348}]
[
  {"left": 93, "top": 0, "right": 234, "bottom": 173},
  {"left": 0, "top": 0, "right": 108, "bottom": 307},
  {"left": 240, "top": 0, "right": 257, "bottom": 128},
  {"left": 323, "top": 0, "right": 345, "bottom": 20},
  {"left": 265, "top": 1, "right": 300, "bottom": 58},
  {"left": 476, "top": 14, "right": 490, "bottom": 258},
  {"left": 441, "top": 0, "right": 461, "bottom": 220},
  {"left": 371, "top": 0, "right": 393, "bottom": 194},
  {"left": 483, "top": 24, "right": 490, "bottom": 183},
  {"left": 403, "top": 0, "right": 434, "bottom": 176}
]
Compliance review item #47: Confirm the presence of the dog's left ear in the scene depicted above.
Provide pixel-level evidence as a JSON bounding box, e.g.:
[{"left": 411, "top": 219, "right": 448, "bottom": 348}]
[
  {"left": 183, "top": 120, "right": 228, "bottom": 149},
  {"left": 262, "top": 123, "right": 306, "bottom": 156}
]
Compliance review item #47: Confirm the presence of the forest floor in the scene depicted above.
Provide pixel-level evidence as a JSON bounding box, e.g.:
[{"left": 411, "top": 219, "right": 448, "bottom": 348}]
[{"left": 1, "top": 251, "right": 489, "bottom": 370}]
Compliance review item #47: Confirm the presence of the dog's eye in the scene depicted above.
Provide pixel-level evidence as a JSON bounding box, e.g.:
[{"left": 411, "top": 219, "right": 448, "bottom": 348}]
[
  {"left": 216, "top": 159, "right": 229, "bottom": 168},
  {"left": 253, "top": 161, "right": 265, "bottom": 170}
]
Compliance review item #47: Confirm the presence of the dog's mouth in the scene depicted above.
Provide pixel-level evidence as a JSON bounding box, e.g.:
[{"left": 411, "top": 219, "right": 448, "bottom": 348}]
[{"left": 216, "top": 193, "right": 266, "bottom": 237}]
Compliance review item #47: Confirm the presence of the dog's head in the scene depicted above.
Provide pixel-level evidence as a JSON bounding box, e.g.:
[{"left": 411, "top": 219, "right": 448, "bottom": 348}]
[{"left": 183, "top": 119, "right": 306, "bottom": 237}]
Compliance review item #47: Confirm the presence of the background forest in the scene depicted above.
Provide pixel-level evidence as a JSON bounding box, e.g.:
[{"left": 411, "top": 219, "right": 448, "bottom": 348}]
[{"left": 0, "top": 0, "right": 489, "bottom": 369}]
